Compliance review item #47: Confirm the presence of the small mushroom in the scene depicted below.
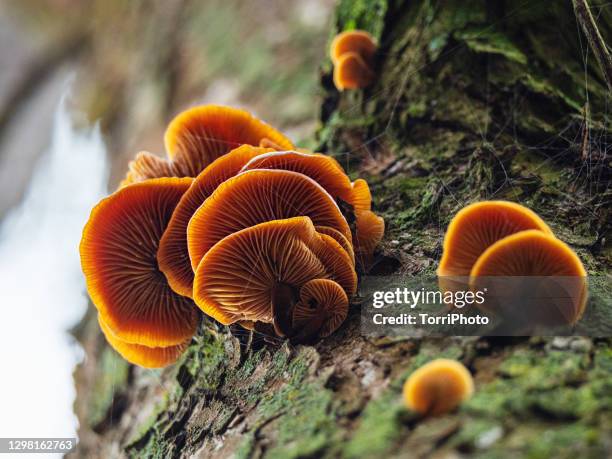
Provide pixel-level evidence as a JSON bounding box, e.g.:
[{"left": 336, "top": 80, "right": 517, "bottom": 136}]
[
  {"left": 333, "top": 51, "right": 376, "bottom": 90},
  {"left": 470, "top": 230, "right": 588, "bottom": 325},
  {"left": 438, "top": 201, "right": 553, "bottom": 279},
  {"left": 192, "top": 217, "right": 357, "bottom": 330},
  {"left": 403, "top": 359, "right": 474, "bottom": 416},
  {"left": 292, "top": 278, "right": 349, "bottom": 341},
  {"left": 157, "top": 145, "right": 274, "bottom": 297},
  {"left": 330, "top": 30, "right": 377, "bottom": 66},
  {"left": 120, "top": 105, "right": 293, "bottom": 185},
  {"left": 354, "top": 209, "right": 385, "bottom": 268},
  {"left": 98, "top": 315, "right": 189, "bottom": 368},
  {"left": 80, "top": 177, "right": 199, "bottom": 347},
  {"left": 187, "top": 169, "right": 352, "bottom": 273}
]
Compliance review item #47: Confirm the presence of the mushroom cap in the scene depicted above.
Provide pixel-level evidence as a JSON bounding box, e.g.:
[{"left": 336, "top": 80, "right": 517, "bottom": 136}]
[
  {"left": 157, "top": 145, "right": 274, "bottom": 297},
  {"left": 192, "top": 217, "right": 356, "bottom": 325},
  {"left": 80, "top": 177, "right": 199, "bottom": 347},
  {"left": 98, "top": 315, "right": 189, "bottom": 368},
  {"left": 315, "top": 225, "right": 355, "bottom": 264},
  {"left": 333, "top": 51, "right": 376, "bottom": 90},
  {"left": 292, "top": 279, "right": 349, "bottom": 338},
  {"left": 354, "top": 209, "right": 385, "bottom": 266},
  {"left": 470, "top": 230, "right": 588, "bottom": 324},
  {"left": 120, "top": 151, "right": 175, "bottom": 187},
  {"left": 438, "top": 201, "right": 553, "bottom": 278},
  {"left": 330, "top": 30, "right": 377, "bottom": 65},
  {"left": 403, "top": 359, "right": 474, "bottom": 416},
  {"left": 351, "top": 178, "right": 372, "bottom": 211},
  {"left": 240, "top": 150, "right": 354, "bottom": 203},
  {"left": 187, "top": 169, "right": 352, "bottom": 272},
  {"left": 164, "top": 105, "right": 294, "bottom": 176}
]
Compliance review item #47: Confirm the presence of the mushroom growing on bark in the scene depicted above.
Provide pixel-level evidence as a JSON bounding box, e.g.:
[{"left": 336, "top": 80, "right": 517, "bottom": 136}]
[
  {"left": 80, "top": 177, "right": 199, "bottom": 347},
  {"left": 438, "top": 201, "right": 553, "bottom": 279},
  {"left": 330, "top": 30, "right": 377, "bottom": 90},
  {"left": 192, "top": 217, "right": 356, "bottom": 335},
  {"left": 120, "top": 105, "right": 293, "bottom": 185},
  {"left": 470, "top": 230, "right": 588, "bottom": 325},
  {"left": 330, "top": 30, "right": 377, "bottom": 66},
  {"left": 403, "top": 359, "right": 474, "bottom": 416},
  {"left": 187, "top": 169, "right": 352, "bottom": 272},
  {"left": 157, "top": 145, "right": 274, "bottom": 297}
]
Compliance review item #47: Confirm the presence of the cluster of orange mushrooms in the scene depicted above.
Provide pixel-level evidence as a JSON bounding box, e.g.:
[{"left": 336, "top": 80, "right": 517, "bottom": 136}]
[
  {"left": 438, "top": 201, "right": 588, "bottom": 325},
  {"left": 331, "top": 30, "right": 377, "bottom": 90},
  {"left": 80, "top": 105, "right": 384, "bottom": 368}
]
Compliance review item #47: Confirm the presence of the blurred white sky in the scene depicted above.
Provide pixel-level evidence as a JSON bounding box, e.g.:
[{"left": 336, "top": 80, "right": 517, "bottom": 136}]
[{"left": 0, "top": 88, "right": 108, "bottom": 447}]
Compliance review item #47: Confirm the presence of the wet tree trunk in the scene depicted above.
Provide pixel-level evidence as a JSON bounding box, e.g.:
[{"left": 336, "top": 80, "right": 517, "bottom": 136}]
[{"left": 72, "top": 1, "right": 611, "bottom": 458}]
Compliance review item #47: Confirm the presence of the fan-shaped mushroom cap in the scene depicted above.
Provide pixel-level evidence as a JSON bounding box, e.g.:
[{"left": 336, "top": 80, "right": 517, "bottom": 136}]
[
  {"left": 164, "top": 105, "right": 294, "bottom": 176},
  {"left": 438, "top": 201, "right": 553, "bottom": 278},
  {"left": 330, "top": 30, "right": 377, "bottom": 65},
  {"left": 192, "top": 217, "right": 357, "bottom": 326},
  {"left": 333, "top": 51, "right": 375, "bottom": 90},
  {"left": 120, "top": 151, "right": 175, "bottom": 187},
  {"left": 292, "top": 279, "right": 349, "bottom": 339},
  {"left": 98, "top": 315, "right": 189, "bottom": 368},
  {"left": 315, "top": 225, "right": 355, "bottom": 264},
  {"left": 403, "top": 359, "right": 474, "bottom": 416},
  {"left": 80, "top": 177, "right": 199, "bottom": 347},
  {"left": 157, "top": 145, "right": 274, "bottom": 297},
  {"left": 351, "top": 178, "right": 372, "bottom": 211},
  {"left": 187, "top": 169, "right": 352, "bottom": 272},
  {"left": 354, "top": 210, "right": 385, "bottom": 266},
  {"left": 470, "top": 230, "right": 588, "bottom": 324},
  {"left": 240, "top": 150, "right": 354, "bottom": 203}
]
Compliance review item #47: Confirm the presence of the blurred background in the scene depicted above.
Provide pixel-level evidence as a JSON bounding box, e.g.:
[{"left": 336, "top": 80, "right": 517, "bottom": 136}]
[{"left": 0, "top": 0, "right": 334, "bottom": 441}]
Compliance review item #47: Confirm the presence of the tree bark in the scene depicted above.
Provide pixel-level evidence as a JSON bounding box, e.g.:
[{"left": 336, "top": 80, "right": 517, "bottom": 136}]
[{"left": 72, "top": 1, "right": 611, "bottom": 458}]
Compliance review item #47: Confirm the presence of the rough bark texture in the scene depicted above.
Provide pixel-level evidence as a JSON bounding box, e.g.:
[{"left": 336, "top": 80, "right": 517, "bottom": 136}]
[{"left": 72, "top": 1, "right": 611, "bottom": 458}]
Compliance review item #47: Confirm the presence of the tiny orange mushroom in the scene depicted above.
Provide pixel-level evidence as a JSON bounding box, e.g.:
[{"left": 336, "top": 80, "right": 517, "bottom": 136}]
[
  {"left": 292, "top": 278, "right": 350, "bottom": 340},
  {"left": 403, "top": 359, "right": 474, "bottom": 416},
  {"left": 98, "top": 315, "right": 189, "bottom": 368},
  {"left": 120, "top": 105, "right": 293, "bottom": 186},
  {"left": 470, "top": 230, "right": 588, "bottom": 325},
  {"left": 80, "top": 177, "right": 199, "bottom": 348},
  {"left": 157, "top": 145, "right": 275, "bottom": 298},
  {"left": 438, "top": 201, "right": 553, "bottom": 279},
  {"left": 330, "top": 30, "right": 377, "bottom": 66},
  {"left": 192, "top": 217, "right": 357, "bottom": 331},
  {"left": 187, "top": 169, "right": 352, "bottom": 273},
  {"left": 333, "top": 52, "right": 376, "bottom": 90}
]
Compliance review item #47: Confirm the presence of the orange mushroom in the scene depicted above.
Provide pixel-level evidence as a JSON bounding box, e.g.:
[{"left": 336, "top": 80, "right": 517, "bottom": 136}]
[
  {"left": 292, "top": 278, "right": 349, "bottom": 340},
  {"left": 470, "top": 230, "right": 588, "bottom": 325},
  {"left": 438, "top": 201, "right": 553, "bottom": 279},
  {"left": 165, "top": 105, "right": 294, "bottom": 176},
  {"left": 80, "top": 177, "right": 199, "bottom": 347},
  {"left": 157, "top": 145, "right": 274, "bottom": 297},
  {"left": 315, "top": 225, "right": 355, "bottom": 264},
  {"left": 240, "top": 150, "right": 354, "bottom": 203},
  {"left": 98, "top": 315, "right": 189, "bottom": 368},
  {"left": 240, "top": 151, "right": 384, "bottom": 266},
  {"left": 403, "top": 359, "right": 474, "bottom": 416},
  {"left": 330, "top": 30, "right": 377, "bottom": 66},
  {"left": 192, "top": 217, "right": 357, "bottom": 331},
  {"left": 120, "top": 105, "right": 293, "bottom": 185},
  {"left": 333, "top": 52, "right": 376, "bottom": 90},
  {"left": 187, "top": 169, "right": 352, "bottom": 272}
]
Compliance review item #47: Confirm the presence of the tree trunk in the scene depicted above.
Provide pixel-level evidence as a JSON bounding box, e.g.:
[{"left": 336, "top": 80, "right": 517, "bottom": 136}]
[{"left": 72, "top": 1, "right": 611, "bottom": 458}]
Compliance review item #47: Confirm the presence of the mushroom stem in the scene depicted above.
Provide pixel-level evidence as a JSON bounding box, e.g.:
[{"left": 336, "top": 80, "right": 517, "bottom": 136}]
[{"left": 271, "top": 282, "right": 300, "bottom": 337}]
